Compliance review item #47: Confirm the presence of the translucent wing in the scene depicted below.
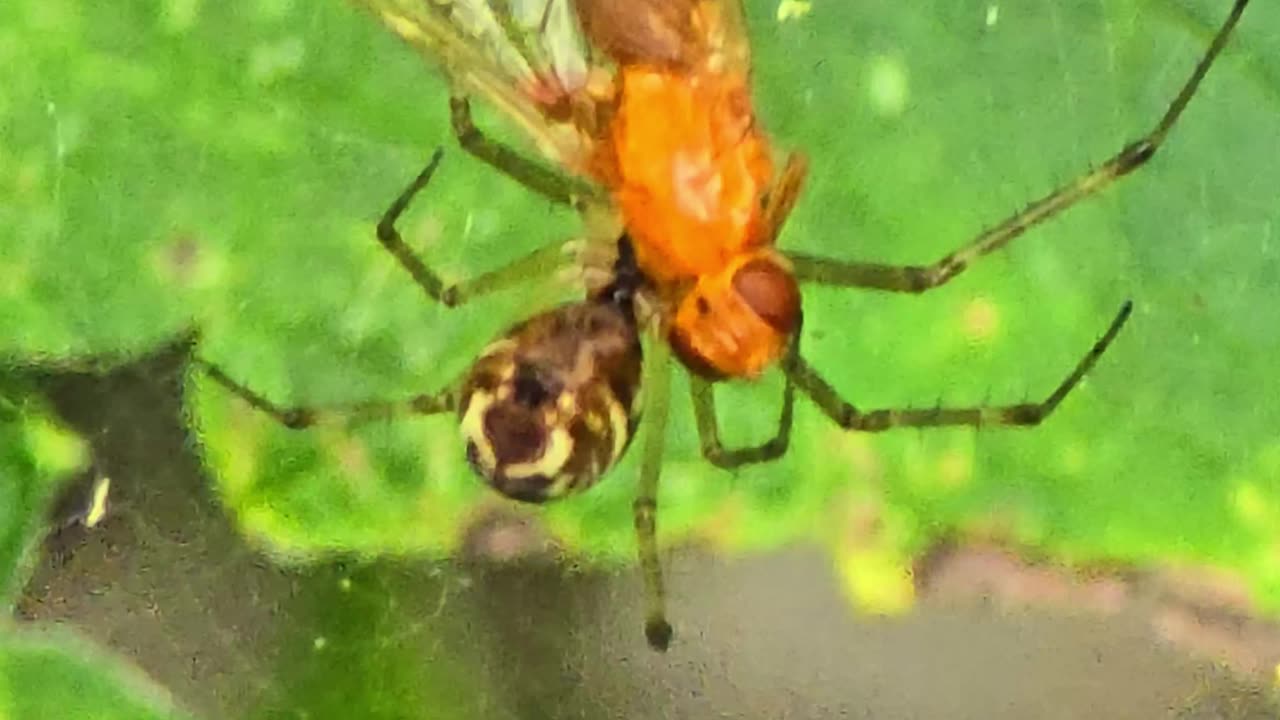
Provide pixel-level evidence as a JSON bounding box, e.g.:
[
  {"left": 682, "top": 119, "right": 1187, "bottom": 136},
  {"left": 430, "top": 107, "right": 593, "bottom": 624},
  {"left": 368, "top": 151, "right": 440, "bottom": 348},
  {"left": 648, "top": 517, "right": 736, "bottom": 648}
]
[
  {"left": 707, "top": 0, "right": 752, "bottom": 73},
  {"left": 351, "top": 0, "right": 593, "bottom": 166}
]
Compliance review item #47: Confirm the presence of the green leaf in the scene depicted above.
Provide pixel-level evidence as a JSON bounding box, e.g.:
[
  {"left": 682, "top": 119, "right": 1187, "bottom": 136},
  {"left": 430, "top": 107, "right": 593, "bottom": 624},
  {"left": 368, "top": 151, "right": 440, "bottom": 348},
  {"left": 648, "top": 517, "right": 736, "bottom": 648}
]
[
  {"left": 0, "top": 628, "right": 193, "bottom": 720},
  {"left": 0, "top": 388, "right": 174, "bottom": 720},
  {"left": 0, "top": 381, "right": 85, "bottom": 604},
  {"left": 4, "top": 0, "right": 1280, "bottom": 616},
  {"left": 246, "top": 564, "right": 488, "bottom": 720}
]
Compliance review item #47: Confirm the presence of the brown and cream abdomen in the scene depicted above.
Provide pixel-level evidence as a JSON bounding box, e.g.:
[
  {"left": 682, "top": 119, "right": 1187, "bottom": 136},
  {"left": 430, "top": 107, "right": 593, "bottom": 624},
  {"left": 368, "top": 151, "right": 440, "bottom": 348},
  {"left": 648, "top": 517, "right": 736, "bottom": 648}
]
[{"left": 458, "top": 300, "right": 642, "bottom": 503}]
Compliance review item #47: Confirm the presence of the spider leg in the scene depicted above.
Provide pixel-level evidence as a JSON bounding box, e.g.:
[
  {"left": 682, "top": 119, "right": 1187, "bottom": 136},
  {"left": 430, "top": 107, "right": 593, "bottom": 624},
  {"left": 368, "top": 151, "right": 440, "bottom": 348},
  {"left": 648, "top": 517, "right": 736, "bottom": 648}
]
[
  {"left": 784, "top": 301, "right": 1131, "bottom": 431},
  {"left": 634, "top": 337, "right": 674, "bottom": 651},
  {"left": 449, "top": 95, "right": 597, "bottom": 208},
  {"left": 197, "top": 360, "right": 458, "bottom": 429},
  {"left": 787, "top": 0, "right": 1249, "bottom": 292},
  {"left": 376, "top": 148, "right": 570, "bottom": 307},
  {"left": 690, "top": 373, "right": 795, "bottom": 469}
]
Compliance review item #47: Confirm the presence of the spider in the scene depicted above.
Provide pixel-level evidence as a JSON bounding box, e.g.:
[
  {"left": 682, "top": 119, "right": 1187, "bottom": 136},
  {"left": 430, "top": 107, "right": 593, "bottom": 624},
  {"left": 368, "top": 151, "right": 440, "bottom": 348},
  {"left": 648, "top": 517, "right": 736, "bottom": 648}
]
[{"left": 202, "top": 0, "right": 1250, "bottom": 651}]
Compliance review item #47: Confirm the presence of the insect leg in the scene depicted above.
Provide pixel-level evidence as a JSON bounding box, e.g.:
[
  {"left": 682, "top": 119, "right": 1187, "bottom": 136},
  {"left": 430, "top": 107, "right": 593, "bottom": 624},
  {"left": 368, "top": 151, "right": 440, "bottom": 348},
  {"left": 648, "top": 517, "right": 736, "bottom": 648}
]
[
  {"left": 759, "top": 152, "right": 808, "bottom": 243},
  {"left": 377, "top": 148, "right": 569, "bottom": 307},
  {"left": 634, "top": 337, "right": 673, "bottom": 651},
  {"left": 197, "top": 360, "right": 458, "bottom": 429},
  {"left": 784, "top": 302, "right": 1131, "bottom": 432},
  {"left": 689, "top": 373, "right": 794, "bottom": 469},
  {"left": 449, "top": 96, "right": 596, "bottom": 208},
  {"left": 788, "top": 0, "right": 1248, "bottom": 293}
]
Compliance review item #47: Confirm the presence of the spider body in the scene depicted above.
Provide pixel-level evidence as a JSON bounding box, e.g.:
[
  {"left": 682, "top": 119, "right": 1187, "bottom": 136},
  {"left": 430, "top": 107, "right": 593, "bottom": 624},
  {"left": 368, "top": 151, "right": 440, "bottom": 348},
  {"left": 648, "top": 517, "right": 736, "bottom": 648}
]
[
  {"left": 203, "top": 0, "right": 1252, "bottom": 651},
  {"left": 459, "top": 240, "right": 645, "bottom": 503}
]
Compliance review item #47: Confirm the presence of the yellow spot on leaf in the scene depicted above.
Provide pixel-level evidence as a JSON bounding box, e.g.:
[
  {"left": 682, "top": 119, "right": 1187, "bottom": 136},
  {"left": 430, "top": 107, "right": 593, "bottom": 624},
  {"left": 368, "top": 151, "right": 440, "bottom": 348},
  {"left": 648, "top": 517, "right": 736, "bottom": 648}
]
[
  {"left": 831, "top": 430, "right": 883, "bottom": 485},
  {"left": 25, "top": 415, "right": 87, "bottom": 477},
  {"left": 248, "top": 37, "right": 306, "bottom": 86},
  {"left": 1059, "top": 442, "right": 1087, "bottom": 475},
  {"left": 866, "top": 55, "right": 909, "bottom": 118},
  {"left": 776, "top": 0, "right": 812, "bottom": 22},
  {"left": 837, "top": 548, "right": 915, "bottom": 615},
  {"left": 0, "top": 259, "right": 31, "bottom": 299},
  {"left": 985, "top": 4, "right": 1000, "bottom": 28},
  {"left": 159, "top": 0, "right": 201, "bottom": 33},
  {"left": 961, "top": 296, "right": 1001, "bottom": 343},
  {"left": 835, "top": 496, "right": 916, "bottom": 614},
  {"left": 1232, "top": 482, "right": 1269, "bottom": 527},
  {"left": 936, "top": 448, "right": 973, "bottom": 489}
]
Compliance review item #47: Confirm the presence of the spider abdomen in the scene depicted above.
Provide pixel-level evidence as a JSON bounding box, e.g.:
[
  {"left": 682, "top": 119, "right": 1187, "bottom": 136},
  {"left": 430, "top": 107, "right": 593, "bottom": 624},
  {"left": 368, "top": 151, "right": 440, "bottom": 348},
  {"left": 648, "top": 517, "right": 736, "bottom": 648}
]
[{"left": 459, "top": 301, "right": 643, "bottom": 503}]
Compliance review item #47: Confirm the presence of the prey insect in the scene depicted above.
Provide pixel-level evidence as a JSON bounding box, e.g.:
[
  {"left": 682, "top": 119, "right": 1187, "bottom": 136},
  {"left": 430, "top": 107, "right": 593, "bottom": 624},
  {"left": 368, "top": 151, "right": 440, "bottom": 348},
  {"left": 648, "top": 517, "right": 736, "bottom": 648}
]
[{"left": 344, "top": 0, "right": 1251, "bottom": 650}]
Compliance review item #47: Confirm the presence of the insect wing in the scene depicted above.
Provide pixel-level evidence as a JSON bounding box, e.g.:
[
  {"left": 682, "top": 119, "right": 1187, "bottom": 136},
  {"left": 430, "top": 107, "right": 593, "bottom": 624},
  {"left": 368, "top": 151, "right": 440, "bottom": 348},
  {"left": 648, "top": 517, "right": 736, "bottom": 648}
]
[
  {"left": 570, "top": 0, "right": 752, "bottom": 72},
  {"left": 707, "top": 0, "right": 752, "bottom": 73},
  {"left": 351, "top": 0, "right": 592, "bottom": 165}
]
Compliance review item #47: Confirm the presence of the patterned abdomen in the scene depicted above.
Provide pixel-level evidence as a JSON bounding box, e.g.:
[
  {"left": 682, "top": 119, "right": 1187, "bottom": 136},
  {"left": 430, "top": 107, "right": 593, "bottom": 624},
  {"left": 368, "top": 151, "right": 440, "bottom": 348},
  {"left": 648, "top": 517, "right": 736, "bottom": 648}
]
[{"left": 458, "top": 300, "right": 642, "bottom": 503}]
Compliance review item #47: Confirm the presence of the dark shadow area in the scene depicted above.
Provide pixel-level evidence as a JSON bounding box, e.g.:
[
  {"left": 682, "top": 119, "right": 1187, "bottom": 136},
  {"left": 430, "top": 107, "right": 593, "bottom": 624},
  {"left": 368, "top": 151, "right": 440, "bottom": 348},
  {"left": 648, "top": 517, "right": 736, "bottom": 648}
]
[{"left": 8, "top": 346, "right": 1279, "bottom": 719}]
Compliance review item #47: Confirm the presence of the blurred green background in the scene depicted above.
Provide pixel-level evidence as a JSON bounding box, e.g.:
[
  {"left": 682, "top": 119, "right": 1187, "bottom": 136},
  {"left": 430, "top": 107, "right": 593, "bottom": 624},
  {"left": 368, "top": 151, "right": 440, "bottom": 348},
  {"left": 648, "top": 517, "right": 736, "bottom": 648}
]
[{"left": 3, "top": 0, "right": 1279, "bottom": 716}]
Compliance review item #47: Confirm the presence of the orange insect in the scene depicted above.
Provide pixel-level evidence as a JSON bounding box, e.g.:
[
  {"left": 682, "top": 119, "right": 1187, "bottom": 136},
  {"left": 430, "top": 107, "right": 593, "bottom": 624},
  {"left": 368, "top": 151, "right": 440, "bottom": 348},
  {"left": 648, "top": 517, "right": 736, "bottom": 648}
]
[
  {"left": 574, "top": 0, "right": 804, "bottom": 380},
  {"left": 335, "top": 0, "right": 1245, "bottom": 650}
]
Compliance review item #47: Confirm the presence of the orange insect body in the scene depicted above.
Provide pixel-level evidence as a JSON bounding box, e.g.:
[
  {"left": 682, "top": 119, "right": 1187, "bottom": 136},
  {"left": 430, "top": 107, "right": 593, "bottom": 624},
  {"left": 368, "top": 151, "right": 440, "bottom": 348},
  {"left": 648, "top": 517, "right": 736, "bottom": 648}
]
[
  {"left": 609, "top": 67, "right": 771, "bottom": 281},
  {"left": 582, "top": 0, "right": 802, "bottom": 379}
]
